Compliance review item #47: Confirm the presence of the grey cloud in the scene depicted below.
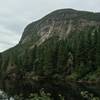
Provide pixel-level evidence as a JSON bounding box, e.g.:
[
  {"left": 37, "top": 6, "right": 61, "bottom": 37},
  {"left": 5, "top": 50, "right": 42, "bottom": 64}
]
[{"left": 0, "top": 43, "right": 13, "bottom": 52}]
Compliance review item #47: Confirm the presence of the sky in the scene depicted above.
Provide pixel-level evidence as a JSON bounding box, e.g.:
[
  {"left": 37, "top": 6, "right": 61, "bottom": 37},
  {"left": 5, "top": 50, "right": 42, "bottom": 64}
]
[{"left": 0, "top": 0, "right": 100, "bottom": 52}]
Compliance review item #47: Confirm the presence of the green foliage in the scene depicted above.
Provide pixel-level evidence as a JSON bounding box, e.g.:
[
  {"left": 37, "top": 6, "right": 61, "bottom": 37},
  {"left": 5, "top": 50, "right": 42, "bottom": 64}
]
[
  {"left": 14, "top": 90, "right": 65, "bottom": 100},
  {"left": 30, "top": 90, "right": 51, "bottom": 100},
  {"left": 1, "top": 26, "right": 100, "bottom": 81},
  {"left": 81, "top": 91, "right": 100, "bottom": 100}
]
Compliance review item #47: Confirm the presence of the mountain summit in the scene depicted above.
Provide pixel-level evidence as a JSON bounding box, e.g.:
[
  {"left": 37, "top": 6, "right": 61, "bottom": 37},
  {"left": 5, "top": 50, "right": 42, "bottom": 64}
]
[{"left": 20, "top": 9, "right": 100, "bottom": 48}]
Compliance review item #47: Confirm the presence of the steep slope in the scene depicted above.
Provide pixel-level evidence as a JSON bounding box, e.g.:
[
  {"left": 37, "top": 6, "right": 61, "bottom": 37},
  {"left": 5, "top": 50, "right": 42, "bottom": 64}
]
[
  {"left": 0, "top": 9, "right": 100, "bottom": 84},
  {"left": 20, "top": 9, "right": 100, "bottom": 47}
]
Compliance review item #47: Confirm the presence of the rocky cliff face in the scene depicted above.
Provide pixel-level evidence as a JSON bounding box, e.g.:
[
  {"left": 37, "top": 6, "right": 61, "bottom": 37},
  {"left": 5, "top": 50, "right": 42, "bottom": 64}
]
[
  {"left": 20, "top": 9, "right": 100, "bottom": 47},
  {"left": 0, "top": 9, "right": 100, "bottom": 83}
]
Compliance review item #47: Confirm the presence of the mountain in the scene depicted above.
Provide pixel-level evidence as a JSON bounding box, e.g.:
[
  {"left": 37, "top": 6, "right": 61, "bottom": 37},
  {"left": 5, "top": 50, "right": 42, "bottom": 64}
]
[{"left": 0, "top": 9, "right": 100, "bottom": 85}]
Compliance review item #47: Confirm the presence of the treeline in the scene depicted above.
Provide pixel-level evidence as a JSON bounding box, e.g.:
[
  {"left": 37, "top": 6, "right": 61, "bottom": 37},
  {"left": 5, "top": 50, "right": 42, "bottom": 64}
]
[{"left": 10, "top": 26, "right": 100, "bottom": 81}]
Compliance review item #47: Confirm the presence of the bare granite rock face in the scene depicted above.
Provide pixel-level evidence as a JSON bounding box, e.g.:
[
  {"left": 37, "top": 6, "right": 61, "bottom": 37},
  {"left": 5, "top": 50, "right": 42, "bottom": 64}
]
[{"left": 20, "top": 9, "right": 100, "bottom": 48}]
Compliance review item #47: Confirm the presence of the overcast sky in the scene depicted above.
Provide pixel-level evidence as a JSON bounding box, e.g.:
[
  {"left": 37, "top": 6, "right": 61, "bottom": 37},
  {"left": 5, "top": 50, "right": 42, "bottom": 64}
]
[{"left": 0, "top": 0, "right": 100, "bottom": 52}]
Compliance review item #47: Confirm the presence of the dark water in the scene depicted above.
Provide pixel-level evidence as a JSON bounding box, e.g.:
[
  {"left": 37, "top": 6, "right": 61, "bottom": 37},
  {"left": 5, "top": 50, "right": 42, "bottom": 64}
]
[{"left": 1, "top": 80, "right": 100, "bottom": 100}]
